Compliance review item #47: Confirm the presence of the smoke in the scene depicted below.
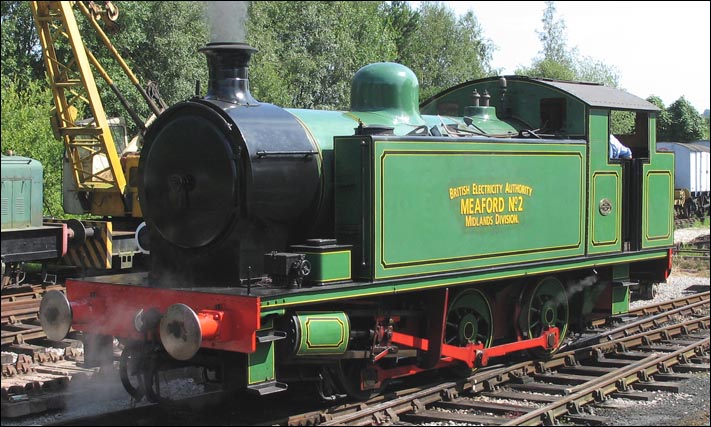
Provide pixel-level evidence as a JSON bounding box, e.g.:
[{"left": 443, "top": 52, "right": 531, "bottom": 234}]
[
  {"left": 564, "top": 272, "right": 599, "bottom": 301},
  {"left": 206, "top": 1, "right": 250, "bottom": 43}
]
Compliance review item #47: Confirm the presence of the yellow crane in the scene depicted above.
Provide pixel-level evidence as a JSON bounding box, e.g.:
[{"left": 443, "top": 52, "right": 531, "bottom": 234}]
[{"left": 30, "top": 1, "right": 164, "bottom": 270}]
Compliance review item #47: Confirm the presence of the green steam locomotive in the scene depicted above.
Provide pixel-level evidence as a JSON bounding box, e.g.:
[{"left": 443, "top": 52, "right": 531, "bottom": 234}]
[{"left": 39, "top": 43, "right": 674, "bottom": 402}]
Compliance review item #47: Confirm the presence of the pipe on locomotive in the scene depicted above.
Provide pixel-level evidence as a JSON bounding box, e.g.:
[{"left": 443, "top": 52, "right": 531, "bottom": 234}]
[{"left": 199, "top": 42, "right": 258, "bottom": 105}]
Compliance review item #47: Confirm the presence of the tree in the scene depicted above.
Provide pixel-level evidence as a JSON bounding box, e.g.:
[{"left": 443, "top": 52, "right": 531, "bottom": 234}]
[
  {"left": 1, "top": 80, "right": 64, "bottom": 216},
  {"left": 247, "top": 1, "right": 496, "bottom": 108},
  {"left": 247, "top": 1, "right": 397, "bottom": 109},
  {"left": 517, "top": 1, "right": 619, "bottom": 87},
  {"left": 517, "top": 1, "right": 630, "bottom": 134},
  {"left": 575, "top": 55, "right": 620, "bottom": 88},
  {"left": 76, "top": 1, "right": 209, "bottom": 130},
  {"left": 398, "top": 2, "right": 496, "bottom": 101},
  {"left": 662, "top": 97, "right": 707, "bottom": 142},
  {"left": 647, "top": 95, "right": 672, "bottom": 140},
  {"left": 517, "top": 58, "right": 576, "bottom": 81},
  {"left": 648, "top": 95, "right": 707, "bottom": 142},
  {"left": 517, "top": 1, "right": 576, "bottom": 80},
  {"left": 1, "top": 1, "right": 44, "bottom": 88},
  {"left": 538, "top": 1, "right": 573, "bottom": 66},
  {"left": 382, "top": 1, "right": 421, "bottom": 64}
]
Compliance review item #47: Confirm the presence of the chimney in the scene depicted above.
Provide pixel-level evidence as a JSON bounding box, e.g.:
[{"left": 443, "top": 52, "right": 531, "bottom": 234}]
[{"left": 198, "top": 42, "right": 258, "bottom": 105}]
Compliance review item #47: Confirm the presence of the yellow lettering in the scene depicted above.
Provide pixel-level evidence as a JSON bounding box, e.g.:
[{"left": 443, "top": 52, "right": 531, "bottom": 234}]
[
  {"left": 454, "top": 183, "right": 531, "bottom": 229},
  {"left": 465, "top": 215, "right": 494, "bottom": 227},
  {"left": 508, "top": 196, "right": 524, "bottom": 212},
  {"left": 465, "top": 215, "right": 476, "bottom": 227},
  {"left": 450, "top": 185, "right": 471, "bottom": 200},
  {"left": 505, "top": 183, "right": 533, "bottom": 196},
  {"left": 495, "top": 214, "right": 520, "bottom": 225},
  {"left": 460, "top": 198, "right": 474, "bottom": 215},
  {"left": 474, "top": 197, "right": 505, "bottom": 213}
]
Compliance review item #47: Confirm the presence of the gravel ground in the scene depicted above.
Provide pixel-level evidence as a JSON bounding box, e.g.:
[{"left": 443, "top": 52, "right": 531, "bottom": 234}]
[
  {"left": 591, "top": 270, "right": 710, "bottom": 426},
  {"left": 586, "top": 372, "right": 711, "bottom": 426},
  {"left": 2, "top": 227, "right": 708, "bottom": 426},
  {"left": 603, "top": 225, "right": 709, "bottom": 426},
  {"left": 673, "top": 227, "right": 709, "bottom": 245},
  {"left": 0, "top": 372, "right": 205, "bottom": 426}
]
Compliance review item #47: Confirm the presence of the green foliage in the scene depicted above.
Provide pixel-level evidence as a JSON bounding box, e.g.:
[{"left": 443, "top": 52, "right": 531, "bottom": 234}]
[
  {"left": 537, "top": 1, "right": 571, "bottom": 65},
  {"left": 518, "top": 2, "right": 575, "bottom": 80},
  {"left": 662, "top": 97, "right": 707, "bottom": 142},
  {"left": 383, "top": 1, "right": 421, "bottom": 64},
  {"left": 647, "top": 95, "right": 672, "bottom": 140},
  {"left": 517, "top": 58, "right": 576, "bottom": 81},
  {"left": 1, "top": 1, "right": 45, "bottom": 88},
  {"left": 77, "top": 1, "right": 209, "bottom": 132},
  {"left": 691, "top": 216, "right": 709, "bottom": 228},
  {"left": 247, "top": 1, "right": 496, "bottom": 107},
  {"left": 247, "top": 1, "right": 397, "bottom": 109},
  {"left": 648, "top": 96, "right": 706, "bottom": 142},
  {"left": 1, "top": 80, "right": 63, "bottom": 217},
  {"left": 399, "top": 2, "right": 496, "bottom": 101},
  {"left": 610, "top": 110, "right": 635, "bottom": 135},
  {"left": 516, "top": 1, "right": 619, "bottom": 89},
  {"left": 575, "top": 55, "right": 620, "bottom": 87}
]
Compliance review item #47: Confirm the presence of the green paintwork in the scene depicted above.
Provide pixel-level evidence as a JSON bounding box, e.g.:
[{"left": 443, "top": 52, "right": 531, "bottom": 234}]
[
  {"left": 644, "top": 169, "right": 673, "bottom": 245},
  {"left": 643, "top": 116, "right": 674, "bottom": 248},
  {"left": 588, "top": 110, "right": 621, "bottom": 254},
  {"left": 462, "top": 106, "right": 519, "bottom": 135},
  {"left": 420, "top": 78, "right": 587, "bottom": 137},
  {"left": 335, "top": 136, "right": 586, "bottom": 280},
  {"left": 277, "top": 71, "right": 674, "bottom": 320},
  {"left": 288, "top": 63, "right": 428, "bottom": 145},
  {"left": 259, "top": 250, "right": 668, "bottom": 309},
  {"left": 294, "top": 312, "right": 350, "bottom": 355},
  {"left": 247, "top": 340, "right": 275, "bottom": 384},
  {"left": 290, "top": 246, "right": 352, "bottom": 285},
  {"left": 1, "top": 156, "right": 44, "bottom": 229},
  {"left": 611, "top": 285, "right": 630, "bottom": 315},
  {"left": 248, "top": 321, "right": 276, "bottom": 385},
  {"left": 612, "top": 263, "right": 630, "bottom": 281},
  {"left": 350, "top": 62, "right": 425, "bottom": 129}
]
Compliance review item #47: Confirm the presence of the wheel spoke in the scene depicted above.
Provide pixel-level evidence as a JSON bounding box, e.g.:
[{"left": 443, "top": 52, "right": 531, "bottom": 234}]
[
  {"left": 522, "top": 277, "right": 569, "bottom": 355},
  {"left": 446, "top": 289, "right": 493, "bottom": 351}
]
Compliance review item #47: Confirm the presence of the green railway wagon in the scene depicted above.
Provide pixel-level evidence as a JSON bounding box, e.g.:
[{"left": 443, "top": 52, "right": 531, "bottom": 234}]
[{"left": 1, "top": 155, "right": 69, "bottom": 284}]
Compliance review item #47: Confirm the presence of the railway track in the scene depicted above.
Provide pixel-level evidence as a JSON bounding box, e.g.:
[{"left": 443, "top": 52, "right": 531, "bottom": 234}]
[
  {"left": 674, "top": 233, "right": 710, "bottom": 264},
  {"left": 1, "top": 283, "right": 65, "bottom": 346},
  {"left": 674, "top": 215, "right": 710, "bottom": 230},
  {"left": 279, "top": 293, "right": 710, "bottom": 426},
  {"left": 2, "top": 283, "right": 708, "bottom": 423}
]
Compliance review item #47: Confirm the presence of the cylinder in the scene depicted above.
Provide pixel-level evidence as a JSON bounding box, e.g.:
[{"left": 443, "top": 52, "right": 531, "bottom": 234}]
[{"left": 289, "top": 312, "right": 350, "bottom": 356}]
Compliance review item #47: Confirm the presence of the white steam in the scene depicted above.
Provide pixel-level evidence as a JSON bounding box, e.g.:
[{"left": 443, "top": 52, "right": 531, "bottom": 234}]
[
  {"left": 206, "top": 1, "right": 250, "bottom": 43},
  {"left": 565, "top": 273, "right": 599, "bottom": 300}
]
